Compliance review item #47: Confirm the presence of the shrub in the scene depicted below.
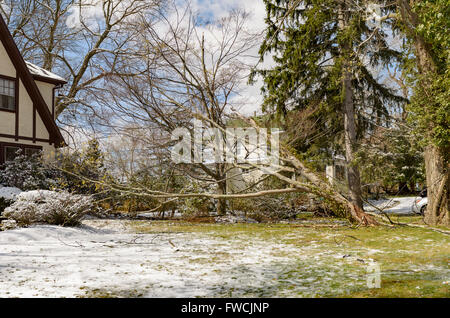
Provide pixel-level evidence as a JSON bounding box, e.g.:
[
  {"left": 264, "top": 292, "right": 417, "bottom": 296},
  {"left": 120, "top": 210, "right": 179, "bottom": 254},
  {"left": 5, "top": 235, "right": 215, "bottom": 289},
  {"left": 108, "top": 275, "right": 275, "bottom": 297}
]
[
  {"left": 0, "top": 198, "right": 13, "bottom": 215},
  {"left": 3, "top": 190, "right": 93, "bottom": 226},
  {"left": 0, "top": 140, "right": 108, "bottom": 196},
  {"left": 56, "top": 139, "right": 107, "bottom": 195},
  {"left": 177, "top": 181, "right": 214, "bottom": 217},
  {"left": 180, "top": 196, "right": 212, "bottom": 217},
  {"left": 0, "top": 186, "right": 22, "bottom": 215},
  {"left": 0, "top": 220, "right": 17, "bottom": 231},
  {"left": 0, "top": 151, "right": 60, "bottom": 191}
]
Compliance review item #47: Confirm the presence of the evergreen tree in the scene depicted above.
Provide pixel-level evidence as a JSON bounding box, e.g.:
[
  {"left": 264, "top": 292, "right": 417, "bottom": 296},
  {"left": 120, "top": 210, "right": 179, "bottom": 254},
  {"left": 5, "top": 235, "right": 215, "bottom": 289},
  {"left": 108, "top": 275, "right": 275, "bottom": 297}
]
[
  {"left": 252, "top": 0, "right": 406, "bottom": 208},
  {"left": 58, "top": 139, "right": 106, "bottom": 195}
]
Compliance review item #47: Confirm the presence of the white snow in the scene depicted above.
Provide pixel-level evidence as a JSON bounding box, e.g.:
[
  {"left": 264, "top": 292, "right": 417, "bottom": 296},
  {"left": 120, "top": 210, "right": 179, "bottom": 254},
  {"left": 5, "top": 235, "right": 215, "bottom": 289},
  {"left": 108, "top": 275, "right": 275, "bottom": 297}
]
[
  {"left": 14, "top": 190, "right": 55, "bottom": 201},
  {"left": 0, "top": 186, "right": 22, "bottom": 200},
  {"left": 0, "top": 219, "right": 447, "bottom": 297},
  {"left": 0, "top": 220, "right": 359, "bottom": 298},
  {"left": 26, "top": 61, "right": 66, "bottom": 83}
]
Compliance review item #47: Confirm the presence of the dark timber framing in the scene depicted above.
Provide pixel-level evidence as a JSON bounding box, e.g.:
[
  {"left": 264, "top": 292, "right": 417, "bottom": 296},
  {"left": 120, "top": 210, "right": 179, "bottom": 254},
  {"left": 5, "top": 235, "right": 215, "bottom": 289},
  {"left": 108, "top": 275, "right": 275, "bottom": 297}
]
[
  {"left": 15, "top": 72, "right": 19, "bottom": 141},
  {"left": 0, "top": 133, "right": 50, "bottom": 143},
  {"left": 0, "top": 14, "right": 65, "bottom": 147},
  {"left": 33, "top": 103, "right": 36, "bottom": 143}
]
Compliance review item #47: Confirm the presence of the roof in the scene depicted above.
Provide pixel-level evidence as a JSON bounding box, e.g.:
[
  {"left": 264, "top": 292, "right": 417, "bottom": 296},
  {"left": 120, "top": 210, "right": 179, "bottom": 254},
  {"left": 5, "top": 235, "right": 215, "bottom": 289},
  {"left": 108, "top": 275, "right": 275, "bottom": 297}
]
[
  {"left": 26, "top": 61, "right": 67, "bottom": 85},
  {"left": 0, "top": 14, "right": 65, "bottom": 147}
]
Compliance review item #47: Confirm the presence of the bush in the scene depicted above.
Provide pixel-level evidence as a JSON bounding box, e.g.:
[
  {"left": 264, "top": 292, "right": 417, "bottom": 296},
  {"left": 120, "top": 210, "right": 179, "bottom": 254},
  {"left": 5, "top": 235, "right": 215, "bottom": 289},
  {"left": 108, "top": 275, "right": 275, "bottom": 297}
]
[
  {"left": 180, "top": 196, "right": 212, "bottom": 217},
  {"left": 0, "top": 198, "right": 13, "bottom": 215},
  {"left": 0, "top": 151, "right": 60, "bottom": 191},
  {"left": 177, "top": 181, "right": 214, "bottom": 217},
  {"left": 0, "top": 186, "right": 23, "bottom": 215},
  {"left": 56, "top": 139, "right": 107, "bottom": 195},
  {"left": 0, "top": 140, "right": 108, "bottom": 196},
  {"left": 3, "top": 190, "right": 93, "bottom": 226}
]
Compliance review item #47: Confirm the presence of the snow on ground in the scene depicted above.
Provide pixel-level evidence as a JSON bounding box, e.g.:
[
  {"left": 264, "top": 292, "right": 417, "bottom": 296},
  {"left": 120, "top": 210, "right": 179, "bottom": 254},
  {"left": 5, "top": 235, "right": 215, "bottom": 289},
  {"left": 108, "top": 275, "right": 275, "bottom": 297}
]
[
  {"left": 365, "top": 197, "right": 417, "bottom": 215},
  {"left": 0, "top": 219, "right": 369, "bottom": 298},
  {"left": 0, "top": 221, "right": 302, "bottom": 297},
  {"left": 0, "top": 218, "right": 448, "bottom": 297},
  {"left": 0, "top": 186, "right": 22, "bottom": 200}
]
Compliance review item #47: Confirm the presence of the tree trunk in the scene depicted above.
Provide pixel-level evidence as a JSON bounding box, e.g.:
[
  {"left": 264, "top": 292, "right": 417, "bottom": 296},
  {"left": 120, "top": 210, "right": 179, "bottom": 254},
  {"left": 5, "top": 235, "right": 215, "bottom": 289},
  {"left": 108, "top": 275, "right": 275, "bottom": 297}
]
[
  {"left": 286, "top": 154, "right": 378, "bottom": 225},
  {"left": 216, "top": 179, "right": 227, "bottom": 216},
  {"left": 424, "top": 145, "right": 449, "bottom": 225},
  {"left": 413, "top": 36, "right": 449, "bottom": 226},
  {"left": 339, "top": 3, "right": 363, "bottom": 210},
  {"left": 342, "top": 69, "right": 363, "bottom": 210}
]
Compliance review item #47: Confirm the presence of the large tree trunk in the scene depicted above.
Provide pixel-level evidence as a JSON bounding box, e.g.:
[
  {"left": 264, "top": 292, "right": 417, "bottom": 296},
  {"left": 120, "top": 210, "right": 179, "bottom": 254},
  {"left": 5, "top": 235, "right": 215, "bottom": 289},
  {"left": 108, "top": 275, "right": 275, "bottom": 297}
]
[
  {"left": 216, "top": 163, "right": 227, "bottom": 216},
  {"left": 286, "top": 154, "right": 378, "bottom": 225},
  {"left": 397, "top": 0, "right": 449, "bottom": 226},
  {"left": 413, "top": 41, "right": 449, "bottom": 226},
  {"left": 424, "top": 146, "right": 449, "bottom": 225},
  {"left": 339, "top": 3, "right": 363, "bottom": 210},
  {"left": 216, "top": 179, "right": 227, "bottom": 216},
  {"left": 342, "top": 69, "right": 363, "bottom": 210}
]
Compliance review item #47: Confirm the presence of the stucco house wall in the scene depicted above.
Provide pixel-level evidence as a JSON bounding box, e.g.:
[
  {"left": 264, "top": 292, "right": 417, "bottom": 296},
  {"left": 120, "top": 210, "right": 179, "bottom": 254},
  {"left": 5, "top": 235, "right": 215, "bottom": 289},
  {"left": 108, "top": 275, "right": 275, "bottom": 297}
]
[{"left": 0, "top": 14, "right": 66, "bottom": 165}]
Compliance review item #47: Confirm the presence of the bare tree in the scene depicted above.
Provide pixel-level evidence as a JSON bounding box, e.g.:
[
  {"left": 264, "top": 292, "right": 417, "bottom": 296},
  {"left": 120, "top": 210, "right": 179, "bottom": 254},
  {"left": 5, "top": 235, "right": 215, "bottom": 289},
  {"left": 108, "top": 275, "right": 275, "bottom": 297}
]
[
  {"left": 1, "top": 0, "right": 162, "bottom": 126},
  {"left": 94, "top": 3, "right": 260, "bottom": 215}
]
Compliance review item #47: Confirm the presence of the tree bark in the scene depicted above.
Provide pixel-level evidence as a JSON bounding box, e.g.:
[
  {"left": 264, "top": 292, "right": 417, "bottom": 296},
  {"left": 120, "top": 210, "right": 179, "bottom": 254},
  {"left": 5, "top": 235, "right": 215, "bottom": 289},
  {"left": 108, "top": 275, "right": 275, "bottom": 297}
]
[
  {"left": 216, "top": 179, "right": 227, "bottom": 216},
  {"left": 342, "top": 69, "right": 363, "bottom": 209},
  {"left": 339, "top": 2, "right": 364, "bottom": 210},
  {"left": 424, "top": 146, "right": 449, "bottom": 225},
  {"left": 216, "top": 163, "right": 227, "bottom": 216}
]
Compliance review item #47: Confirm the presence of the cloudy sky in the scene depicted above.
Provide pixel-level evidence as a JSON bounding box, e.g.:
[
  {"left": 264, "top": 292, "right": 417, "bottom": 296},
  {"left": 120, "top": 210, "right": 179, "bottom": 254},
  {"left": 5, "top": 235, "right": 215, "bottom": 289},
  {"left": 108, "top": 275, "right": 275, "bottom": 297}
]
[
  {"left": 177, "top": 0, "right": 271, "bottom": 116},
  {"left": 65, "top": 0, "right": 270, "bottom": 116},
  {"left": 61, "top": 0, "right": 272, "bottom": 147},
  {"left": 191, "top": 0, "right": 273, "bottom": 115}
]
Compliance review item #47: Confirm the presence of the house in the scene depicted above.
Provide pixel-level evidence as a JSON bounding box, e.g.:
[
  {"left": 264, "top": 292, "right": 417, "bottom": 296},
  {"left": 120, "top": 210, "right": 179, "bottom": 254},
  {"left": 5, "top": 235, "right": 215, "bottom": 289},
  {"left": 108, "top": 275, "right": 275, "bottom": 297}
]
[
  {"left": 325, "top": 155, "right": 347, "bottom": 186},
  {"left": 0, "top": 14, "right": 66, "bottom": 165}
]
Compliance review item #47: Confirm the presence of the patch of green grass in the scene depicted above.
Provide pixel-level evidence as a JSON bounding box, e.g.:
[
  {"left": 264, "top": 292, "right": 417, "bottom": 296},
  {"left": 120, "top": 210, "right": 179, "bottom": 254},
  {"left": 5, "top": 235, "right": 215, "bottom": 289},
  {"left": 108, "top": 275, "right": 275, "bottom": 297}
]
[
  {"left": 77, "top": 286, "right": 147, "bottom": 298},
  {"left": 343, "top": 274, "right": 449, "bottom": 298},
  {"left": 126, "top": 219, "right": 449, "bottom": 297}
]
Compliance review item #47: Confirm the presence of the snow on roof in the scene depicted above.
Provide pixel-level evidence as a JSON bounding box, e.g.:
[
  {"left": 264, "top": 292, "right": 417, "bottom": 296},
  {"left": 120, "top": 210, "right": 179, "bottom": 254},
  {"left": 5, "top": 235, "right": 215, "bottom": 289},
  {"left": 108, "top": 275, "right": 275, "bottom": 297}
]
[{"left": 25, "top": 61, "right": 67, "bottom": 84}]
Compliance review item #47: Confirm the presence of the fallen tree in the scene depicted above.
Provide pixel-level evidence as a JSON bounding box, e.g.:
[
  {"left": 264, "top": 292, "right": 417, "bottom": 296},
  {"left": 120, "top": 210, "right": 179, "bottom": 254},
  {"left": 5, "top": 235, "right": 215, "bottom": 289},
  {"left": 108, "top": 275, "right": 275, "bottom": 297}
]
[{"left": 52, "top": 111, "right": 379, "bottom": 226}]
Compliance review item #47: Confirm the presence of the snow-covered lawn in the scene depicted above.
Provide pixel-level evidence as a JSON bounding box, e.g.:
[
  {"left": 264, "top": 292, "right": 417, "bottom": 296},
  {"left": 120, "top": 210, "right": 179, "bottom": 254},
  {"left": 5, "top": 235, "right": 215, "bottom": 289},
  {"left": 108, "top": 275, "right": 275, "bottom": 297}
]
[
  {"left": 0, "top": 220, "right": 310, "bottom": 297},
  {"left": 0, "top": 219, "right": 448, "bottom": 297}
]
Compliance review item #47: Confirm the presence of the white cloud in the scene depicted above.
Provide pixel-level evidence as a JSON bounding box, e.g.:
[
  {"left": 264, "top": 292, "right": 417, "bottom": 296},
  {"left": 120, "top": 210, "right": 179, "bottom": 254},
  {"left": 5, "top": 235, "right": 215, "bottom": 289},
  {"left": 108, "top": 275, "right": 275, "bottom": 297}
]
[
  {"left": 65, "top": 0, "right": 272, "bottom": 117},
  {"left": 189, "top": 0, "right": 273, "bottom": 116},
  {"left": 190, "top": 0, "right": 267, "bottom": 32},
  {"left": 65, "top": 0, "right": 150, "bottom": 29},
  {"left": 66, "top": 0, "right": 104, "bottom": 29}
]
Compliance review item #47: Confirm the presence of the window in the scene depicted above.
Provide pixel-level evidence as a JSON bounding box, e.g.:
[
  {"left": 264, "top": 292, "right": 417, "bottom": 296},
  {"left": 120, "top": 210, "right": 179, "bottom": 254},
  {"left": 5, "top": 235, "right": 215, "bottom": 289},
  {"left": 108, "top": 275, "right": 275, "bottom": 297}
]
[
  {"left": 5, "top": 146, "right": 20, "bottom": 162},
  {"left": 0, "top": 78, "right": 16, "bottom": 111},
  {"left": 25, "top": 148, "right": 42, "bottom": 157},
  {"left": 0, "top": 143, "right": 43, "bottom": 165}
]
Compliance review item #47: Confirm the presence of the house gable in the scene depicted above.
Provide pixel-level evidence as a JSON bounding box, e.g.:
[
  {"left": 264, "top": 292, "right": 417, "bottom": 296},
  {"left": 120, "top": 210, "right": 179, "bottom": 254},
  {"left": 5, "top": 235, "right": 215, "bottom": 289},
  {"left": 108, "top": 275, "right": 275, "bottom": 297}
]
[{"left": 0, "top": 14, "right": 65, "bottom": 147}]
